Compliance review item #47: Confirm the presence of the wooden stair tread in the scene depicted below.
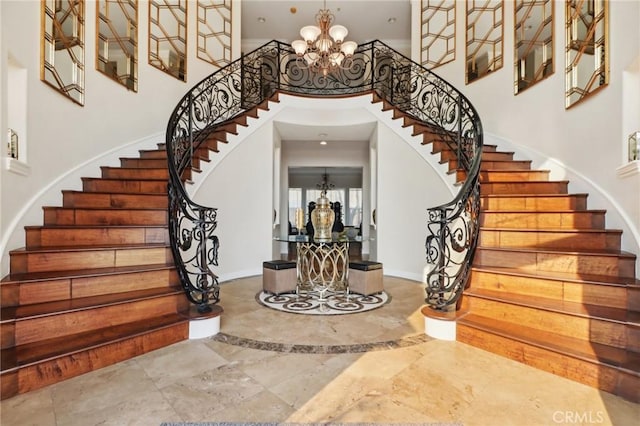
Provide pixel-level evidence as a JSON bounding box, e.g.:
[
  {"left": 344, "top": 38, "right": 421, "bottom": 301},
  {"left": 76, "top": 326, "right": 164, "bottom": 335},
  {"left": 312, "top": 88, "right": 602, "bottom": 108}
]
[
  {"left": 480, "top": 227, "right": 621, "bottom": 234},
  {"left": 0, "top": 313, "right": 188, "bottom": 372},
  {"left": 477, "top": 245, "right": 637, "bottom": 258},
  {"left": 481, "top": 193, "right": 589, "bottom": 198},
  {"left": 25, "top": 224, "right": 168, "bottom": 230},
  {"left": 481, "top": 209, "right": 607, "bottom": 213},
  {"left": 42, "top": 206, "right": 168, "bottom": 211},
  {"left": 1, "top": 263, "right": 175, "bottom": 284},
  {"left": 9, "top": 243, "right": 168, "bottom": 254},
  {"left": 458, "top": 313, "right": 640, "bottom": 375},
  {"left": 464, "top": 287, "right": 632, "bottom": 323},
  {"left": 1, "top": 286, "right": 182, "bottom": 321},
  {"left": 471, "top": 265, "right": 640, "bottom": 287}
]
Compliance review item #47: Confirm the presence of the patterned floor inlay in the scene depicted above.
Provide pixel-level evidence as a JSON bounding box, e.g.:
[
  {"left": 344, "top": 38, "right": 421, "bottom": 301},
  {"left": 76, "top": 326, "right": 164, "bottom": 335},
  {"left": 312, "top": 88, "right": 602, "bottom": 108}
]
[
  {"left": 256, "top": 290, "right": 390, "bottom": 315},
  {"left": 212, "top": 332, "right": 430, "bottom": 353}
]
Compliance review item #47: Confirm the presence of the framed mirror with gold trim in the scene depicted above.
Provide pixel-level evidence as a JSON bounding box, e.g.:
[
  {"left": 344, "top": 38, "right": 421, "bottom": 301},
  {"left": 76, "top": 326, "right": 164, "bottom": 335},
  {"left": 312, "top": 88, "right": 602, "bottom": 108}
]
[
  {"left": 197, "top": 0, "right": 232, "bottom": 67},
  {"left": 41, "top": 0, "right": 85, "bottom": 105},
  {"left": 97, "top": 0, "right": 138, "bottom": 91},
  {"left": 514, "top": 0, "right": 554, "bottom": 94},
  {"left": 565, "top": 0, "right": 608, "bottom": 109},
  {"left": 148, "top": 0, "right": 187, "bottom": 81},
  {"left": 420, "top": 0, "right": 456, "bottom": 69},
  {"left": 465, "top": 0, "right": 504, "bottom": 84}
]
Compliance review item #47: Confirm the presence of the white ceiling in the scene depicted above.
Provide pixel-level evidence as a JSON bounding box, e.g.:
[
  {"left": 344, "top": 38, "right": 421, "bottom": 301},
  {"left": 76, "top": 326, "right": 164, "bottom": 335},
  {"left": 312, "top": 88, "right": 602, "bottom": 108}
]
[{"left": 241, "top": 0, "right": 411, "bottom": 48}]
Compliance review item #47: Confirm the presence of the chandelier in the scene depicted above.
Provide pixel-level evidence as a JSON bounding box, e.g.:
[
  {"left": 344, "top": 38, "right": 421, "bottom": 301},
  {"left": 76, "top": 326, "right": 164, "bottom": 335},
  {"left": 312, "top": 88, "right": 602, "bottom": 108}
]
[{"left": 291, "top": 1, "right": 358, "bottom": 76}]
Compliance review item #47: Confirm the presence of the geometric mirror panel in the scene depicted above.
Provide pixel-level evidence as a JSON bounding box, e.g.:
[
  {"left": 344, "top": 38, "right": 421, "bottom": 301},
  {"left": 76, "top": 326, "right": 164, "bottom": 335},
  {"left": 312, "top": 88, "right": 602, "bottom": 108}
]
[
  {"left": 197, "top": 0, "right": 232, "bottom": 67},
  {"left": 466, "top": 0, "right": 504, "bottom": 84},
  {"left": 514, "top": 0, "right": 554, "bottom": 94},
  {"left": 420, "top": 0, "right": 456, "bottom": 69},
  {"left": 149, "top": 0, "right": 187, "bottom": 81},
  {"left": 97, "top": 0, "right": 138, "bottom": 91}
]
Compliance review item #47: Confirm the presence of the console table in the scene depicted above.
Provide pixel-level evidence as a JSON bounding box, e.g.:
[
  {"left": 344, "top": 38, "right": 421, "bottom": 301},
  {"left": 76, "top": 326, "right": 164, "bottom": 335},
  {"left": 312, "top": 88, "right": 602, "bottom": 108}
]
[{"left": 275, "top": 235, "right": 363, "bottom": 300}]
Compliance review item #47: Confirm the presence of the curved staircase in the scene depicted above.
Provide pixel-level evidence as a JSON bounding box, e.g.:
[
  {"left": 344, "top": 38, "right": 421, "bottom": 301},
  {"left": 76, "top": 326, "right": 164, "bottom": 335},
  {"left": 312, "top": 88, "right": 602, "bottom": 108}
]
[{"left": 0, "top": 98, "right": 274, "bottom": 400}]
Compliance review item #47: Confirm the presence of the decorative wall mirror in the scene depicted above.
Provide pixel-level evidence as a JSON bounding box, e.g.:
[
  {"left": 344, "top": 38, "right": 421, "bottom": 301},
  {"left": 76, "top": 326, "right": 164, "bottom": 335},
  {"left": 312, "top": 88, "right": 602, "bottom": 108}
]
[
  {"left": 465, "top": 0, "right": 503, "bottom": 84},
  {"left": 97, "top": 0, "right": 138, "bottom": 91},
  {"left": 148, "top": 0, "right": 187, "bottom": 81},
  {"left": 514, "top": 0, "right": 553, "bottom": 94},
  {"left": 420, "top": 0, "right": 456, "bottom": 69},
  {"left": 41, "top": 0, "right": 85, "bottom": 105},
  {"left": 565, "top": 0, "right": 608, "bottom": 109},
  {"left": 197, "top": 0, "right": 232, "bottom": 67}
]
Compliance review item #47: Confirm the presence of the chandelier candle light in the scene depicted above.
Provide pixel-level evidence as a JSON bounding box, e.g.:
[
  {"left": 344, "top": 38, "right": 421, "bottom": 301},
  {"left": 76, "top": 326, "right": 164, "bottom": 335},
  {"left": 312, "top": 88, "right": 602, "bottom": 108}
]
[{"left": 291, "top": 1, "right": 358, "bottom": 76}]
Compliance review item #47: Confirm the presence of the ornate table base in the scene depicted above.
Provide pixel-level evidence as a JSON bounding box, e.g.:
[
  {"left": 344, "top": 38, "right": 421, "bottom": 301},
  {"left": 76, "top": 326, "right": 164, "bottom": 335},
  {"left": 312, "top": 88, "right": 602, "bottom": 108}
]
[{"left": 296, "top": 240, "right": 349, "bottom": 301}]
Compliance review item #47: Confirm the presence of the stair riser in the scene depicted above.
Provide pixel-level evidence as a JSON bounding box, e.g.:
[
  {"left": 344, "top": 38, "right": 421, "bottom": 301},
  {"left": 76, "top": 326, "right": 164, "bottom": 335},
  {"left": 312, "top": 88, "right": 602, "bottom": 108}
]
[
  {"left": 480, "top": 212, "right": 605, "bottom": 229},
  {"left": 481, "top": 182, "right": 568, "bottom": 195},
  {"left": 480, "top": 196, "right": 588, "bottom": 211},
  {"left": 26, "top": 227, "right": 169, "bottom": 248},
  {"left": 12, "top": 294, "right": 188, "bottom": 346},
  {"left": 10, "top": 247, "right": 172, "bottom": 274},
  {"left": 474, "top": 249, "right": 636, "bottom": 278},
  {"left": 120, "top": 159, "right": 168, "bottom": 168},
  {"left": 1, "top": 269, "right": 179, "bottom": 307},
  {"left": 138, "top": 150, "right": 167, "bottom": 159},
  {"left": 82, "top": 179, "right": 167, "bottom": 194},
  {"left": 457, "top": 324, "right": 639, "bottom": 403},
  {"left": 101, "top": 168, "right": 169, "bottom": 180},
  {"left": 63, "top": 192, "right": 167, "bottom": 209},
  {"left": 0, "top": 322, "right": 189, "bottom": 400},
  {"left": 479, "top": 229, "right": 621, "bottom": 251},
  {"left": 465, "top": 297, "right": 627, "bottom": 348},
  {"left": 479, "top": 171, "right": 550, "bottom": 182},
  {"left": 432, "top": 140, "right": 498, "bottom": 153},
  {"left": 440, "top": 150, "right": 514, "bottom": 162},
  {"left": 469, "top": 270, "right": 628, "bottom": 309},
  {"left": 43, "top": 209, "right": 167, "bottom": 226}
]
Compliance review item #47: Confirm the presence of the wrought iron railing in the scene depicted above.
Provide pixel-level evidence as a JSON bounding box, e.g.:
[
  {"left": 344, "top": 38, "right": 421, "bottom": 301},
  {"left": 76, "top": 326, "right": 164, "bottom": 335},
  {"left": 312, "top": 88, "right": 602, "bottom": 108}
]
[{"left": 166, "top": 40, "right": 482, "bottom": 313}]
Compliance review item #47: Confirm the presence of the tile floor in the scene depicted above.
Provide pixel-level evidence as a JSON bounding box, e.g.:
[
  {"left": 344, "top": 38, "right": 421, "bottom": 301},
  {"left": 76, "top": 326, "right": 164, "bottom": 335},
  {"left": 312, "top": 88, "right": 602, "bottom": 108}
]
[{"left": 1, "top": 276, "right": 638, "bottom": 425}]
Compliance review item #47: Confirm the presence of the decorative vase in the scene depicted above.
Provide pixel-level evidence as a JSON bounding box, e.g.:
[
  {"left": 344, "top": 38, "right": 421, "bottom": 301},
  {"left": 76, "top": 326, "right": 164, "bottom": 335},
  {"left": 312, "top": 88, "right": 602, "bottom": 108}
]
[{"left": 311, "top": 194, "right": 335, "bottom": 241}]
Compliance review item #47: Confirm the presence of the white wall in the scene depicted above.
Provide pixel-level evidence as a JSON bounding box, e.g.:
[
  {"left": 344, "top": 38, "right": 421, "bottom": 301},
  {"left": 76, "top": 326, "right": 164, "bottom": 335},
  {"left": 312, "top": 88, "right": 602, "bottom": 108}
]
[
  {"left": 411, "top": 0, "right": 640, "bottom": 263},
  {"left": 375, "top": 121, "right": 453, "bottom": 281},
  {"left": 0, "top": 0, "right": 241, "bottom": 275},
  {"left": 191, "top": 122, "right": 275, "bottom": 282}
]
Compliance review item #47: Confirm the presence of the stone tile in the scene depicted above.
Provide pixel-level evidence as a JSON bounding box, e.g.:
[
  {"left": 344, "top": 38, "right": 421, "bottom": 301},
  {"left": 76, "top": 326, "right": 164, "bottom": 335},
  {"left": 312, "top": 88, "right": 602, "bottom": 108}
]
[
  {"left": 134, "top": 340, "right": 228, "bottom": 388},
  {"left": 212, "top": 390, "right": 295, "bottom": 423},
  {"left": 236, "top": 351, "right": 330, "bottom": 388},
  {"left": 0, "top": 387, "right": 56, "bottom": 426},
  {"left": 159, "top": 364, "right": 265, "bottom": 421}
]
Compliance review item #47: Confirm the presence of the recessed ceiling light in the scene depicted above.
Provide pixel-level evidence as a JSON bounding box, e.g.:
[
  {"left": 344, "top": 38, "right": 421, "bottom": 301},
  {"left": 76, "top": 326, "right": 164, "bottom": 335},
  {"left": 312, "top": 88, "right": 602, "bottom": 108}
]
[
  {"left": 257, "top": 17, "right": 266, "bottom": 23},
  {"left": 320, "top": 140, "right": 328, "bottom": 146},
  {"left": 388, "top": 17, "right": 397, "bottom": 24},
  {"left": 318, "top": 133, "right": 328, "bottom": 137}
]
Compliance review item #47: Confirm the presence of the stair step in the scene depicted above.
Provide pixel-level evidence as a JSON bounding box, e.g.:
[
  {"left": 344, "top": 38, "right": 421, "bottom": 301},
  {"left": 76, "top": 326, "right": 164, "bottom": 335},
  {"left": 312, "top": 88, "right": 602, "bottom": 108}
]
[
  {"left": 82, "top": 178, "right": 167, "bottom": 194},
  {"left": 481, "top": 181, "right": 569, "bottom": 195},
  {"left": 138, "top": 149, "right": 167, "bottom": 159},
  {"left": 119, "top": 158, "right": 168, "bottom": 168},
  {"left": 463, "top": 288, "right": 630, "bottom": 348},
  {"left": 1, "top": 287, "right": 188, "bottom": 346},
  {"left": 457, "top": 314, "right": 640, "bottom": 402},
  {"left": 481, "top": 194, "right": 588, "bottom": 211},
  {"left": 1, "top": 264, "right": 179, "bottom": 307},
  {"left": 25, "top": 225, "right": 169, "bottom": 248},
  {"left": 9, "top": 245, "right": 172, "bottom": 274},
  {"left": 440, "top": 150, "right": 515, "bottom": 163},
  {"left": 479, "top": 227, "right": 622, "bottom": 250},
  {"left": 480, "top": 210, "right": 606, "bottom": 229},
  {"left": 479, "top": 169, "right": 550, "bottom": 182},
  {"left": 62, "top": 191, "right": 167, "bottom": 208},
  {"left": 101, "top": 166, "right": 169, "bottom": 180},
  {"left": 42, "top": 207, "right": 167, "bottom": 226},
  {"left": 431, "top": 140, "right": 498, "bottom": 153},
  {"left": 469, "top": 266, "right": 633, "bottom": 309},
  {"left": 475, "top": 246, "right": 637, "bottom": 278},
  {"left": 0, "top": 313, "right": 189, "bottom": 399}
]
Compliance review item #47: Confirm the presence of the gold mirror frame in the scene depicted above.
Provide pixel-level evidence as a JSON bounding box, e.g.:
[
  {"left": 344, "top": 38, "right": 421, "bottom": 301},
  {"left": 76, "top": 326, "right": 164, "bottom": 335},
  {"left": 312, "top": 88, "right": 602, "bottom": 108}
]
[
  {"left": 96, "top": 0, "right": 138, "bottom": 91},
  {"left": 41, "top": 0, "right": 85, "bottom": 105},
  {"left": 420, "top": 0, "right": 456, "bottom": 69},
  {"left": 197, "top": 0, "right": 232, "bottom": 67},
  {"left": 514, "top": 0, "right": 554, "bottom": 94},
  {"left": 465, "top": 0, "right": 504, "bottom": 84},
  {"left": 148, "top": 0, "right": 187, "bottom": 81},
  {"left": 565, "top": 0, "right": 608, "bottom": 109}
]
